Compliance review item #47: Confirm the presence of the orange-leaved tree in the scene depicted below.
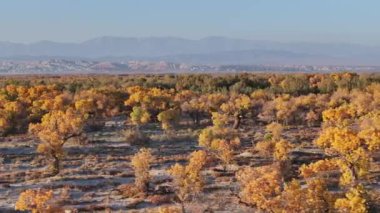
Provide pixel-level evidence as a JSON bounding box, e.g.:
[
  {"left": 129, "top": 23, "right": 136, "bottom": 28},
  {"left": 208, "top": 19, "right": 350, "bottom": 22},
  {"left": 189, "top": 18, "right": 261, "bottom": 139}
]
[
  {"left": 198, "top": 112, "right": 240, "bottom": 169},
  {"left": 255, "top": 122, "right": 293, "bottom": 162},
  {"left": 167, "top": 150, "right": 207, "bottom": 211},
  {"left": 157, "top": 108, "right": 181, "bottom": 132},
  {"left": 306, "top": 107, "right": 380, "bottom": 186},
  {"left": 130, "top": 106, "right": 151, "bottom": 130},
  {"left": 220, "top": 94, "right": 251, "bottom": 129},
  {"left": 131, "top": 148, "right": 154, "bottom": 193},
  {"left": 236, "top": 164, "right": 335, "bottom": 212},
  {"left": 15, "top": 189, "right": 55, "bottom": 213},
  {"left": 29, "top": 108, "right": 86, "bottom": 175}
]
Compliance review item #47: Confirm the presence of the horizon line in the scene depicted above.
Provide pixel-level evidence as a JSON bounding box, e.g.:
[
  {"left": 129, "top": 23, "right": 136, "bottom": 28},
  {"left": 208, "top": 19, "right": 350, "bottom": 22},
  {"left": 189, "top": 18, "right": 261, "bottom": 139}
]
[{"left": 1, "top": 35, "right": 379, "bottom": 47}]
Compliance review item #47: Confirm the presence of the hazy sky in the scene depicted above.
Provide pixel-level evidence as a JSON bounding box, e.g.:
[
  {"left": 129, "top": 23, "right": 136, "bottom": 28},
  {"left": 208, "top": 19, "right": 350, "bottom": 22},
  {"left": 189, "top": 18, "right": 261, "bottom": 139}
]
[{"left": 1, "top": 0, "right": 380, "bottom": 45}]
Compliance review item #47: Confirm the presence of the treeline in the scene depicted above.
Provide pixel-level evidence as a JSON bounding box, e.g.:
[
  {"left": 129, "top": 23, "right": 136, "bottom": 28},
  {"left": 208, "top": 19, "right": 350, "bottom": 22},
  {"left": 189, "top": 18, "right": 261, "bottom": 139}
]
[
  {"left": 1, "top": 72, "right": 379, "bottom": 136},
  {"left": 2, "top": 72, "right": 380, "bottom": 94}
]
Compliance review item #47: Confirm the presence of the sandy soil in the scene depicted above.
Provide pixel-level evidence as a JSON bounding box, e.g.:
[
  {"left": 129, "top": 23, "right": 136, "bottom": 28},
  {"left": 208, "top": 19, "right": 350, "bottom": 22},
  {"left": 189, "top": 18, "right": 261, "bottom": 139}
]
[{"left": 1, "top": 119, "right": 378, "bottom": 212}]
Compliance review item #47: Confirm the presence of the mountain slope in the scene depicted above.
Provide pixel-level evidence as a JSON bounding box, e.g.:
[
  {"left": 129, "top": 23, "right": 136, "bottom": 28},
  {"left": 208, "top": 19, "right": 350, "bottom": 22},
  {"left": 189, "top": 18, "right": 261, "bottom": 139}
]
[{"left": 1, "top": 37, "right": 380, "bottom": 65}]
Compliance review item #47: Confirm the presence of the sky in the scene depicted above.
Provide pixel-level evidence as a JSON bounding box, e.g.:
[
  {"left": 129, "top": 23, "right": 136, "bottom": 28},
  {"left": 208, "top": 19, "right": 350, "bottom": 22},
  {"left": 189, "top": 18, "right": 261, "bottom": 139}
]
[{"left": 1, "top": 0, "right": 380, "bottom": 45}]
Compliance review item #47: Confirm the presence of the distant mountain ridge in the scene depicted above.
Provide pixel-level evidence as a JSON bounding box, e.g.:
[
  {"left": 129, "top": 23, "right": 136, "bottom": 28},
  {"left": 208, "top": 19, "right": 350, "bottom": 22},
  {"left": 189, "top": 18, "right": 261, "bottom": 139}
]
[{"left": 1, "top": 36, "right": 380, "bottom": 65}]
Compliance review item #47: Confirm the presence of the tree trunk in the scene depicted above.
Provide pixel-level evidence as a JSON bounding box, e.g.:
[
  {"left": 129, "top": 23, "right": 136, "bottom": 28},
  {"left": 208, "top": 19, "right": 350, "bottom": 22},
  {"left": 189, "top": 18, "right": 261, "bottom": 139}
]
[
  {"left": 189, "top": 112, "right": 195, "bottom": 125},
  {"left": 233, "top": 113, "right": 241, "bottom": 129},
  {"left": 348, "top": 163, "right": 359, "bottom": 186},
  {"left": 195, "top": 112, "right": 200, "bottom": 126},
  {"left": 50, "top": 155, "right": 60, "bottom": 176},
  {"left": 180, "top": 202, "right": 186, "bottom": 213}
]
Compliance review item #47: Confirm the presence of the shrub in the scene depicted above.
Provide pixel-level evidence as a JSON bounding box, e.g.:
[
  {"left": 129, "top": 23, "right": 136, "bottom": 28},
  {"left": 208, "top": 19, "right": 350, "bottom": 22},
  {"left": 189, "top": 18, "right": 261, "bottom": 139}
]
[
  {"left": 157, "top": 206, "right": 182, "bottom": 213},
  {"left": 130, "top": 106, "right": 151, "bottom": 129},
  {"left": 124, "top": 129, "right": 149, "bottom": 145},
  {"left": 273, "top": 139, "right": 293, "bottom": 161},
  {"left": 236, "top": 164, "right": 282, "bottom": 210},
  {"left": 265, "top": 122, "right": 283, "bottom": 141},
  {"left": 335, "top": 185, "right": 368, "bottom": 213},
  {"left": 255, "top": 140, "right": 276, "bottom": 157},
  {"left": 131, "top": 148, "right": 154, "bottom": 192},
  {"left": 157, "top": 108, "right": 181, "bottom": 132},
  {"left": 236, "top": 164, "right": 335, "bottom": 212},
  {"left": 15, "top": 189, "right": 57, "bottom": 213},
  {"left": 199, "top": 126, "right": 240, "bottom": 169},
  {"left": 210, "top": 139, "right": 234, "bottom": 170},
  {"left": 167, "top": 150, "right": 207, "bottom": 204}
]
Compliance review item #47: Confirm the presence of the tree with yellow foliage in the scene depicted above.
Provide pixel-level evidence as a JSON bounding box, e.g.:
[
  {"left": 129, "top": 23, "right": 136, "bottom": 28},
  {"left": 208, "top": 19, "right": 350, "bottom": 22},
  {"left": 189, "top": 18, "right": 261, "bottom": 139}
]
[
  {"left": 273, "top": 139, "right": 293, "bottom": 161},
  {"left": 321, "top": 104, "right": 357, "bottom": 127},
  {"left": 255, "top": 122, "right": 293, "bottom": 162},
  {"left": 254, "top": 139, "right": 276, "bottom": 158},
  {"left": 199, "top": 113, "right": 240, "bottom": 147},
  {"left": 237, "top": 164, "right": 335, "bottom": 212},
  {"left": 0, "top": 84, "right": 70, "bottom": 136},
  {"left": 265, "top": 122, "right": 283, "bottom": 141},
  {"left": 357, "top": 111, "right": 380, "bottom": 151},
  {"left": 278, "top": 74, "right": 310, "bottom": 95},
  {"left": 74, "top": 89, "right": 120, "bottom": 119},
  {"left": 157, "top": 108, "right": 181, "bottom": 132},
  {"left": 199, "top": 129, "right": 238, "bottom": 169},
  {"left": 210, "top": 111, "right": 229, "bottom": 129},
  {"left": 124, "top": 106, "right": 151, "bottom": 144},
  {"left": 0, "top": 101, "right": 27, "bottom": 136},
  {"left": 273, "top": 94, "right": 298, "bottom": 125},
  {"left": 332, "top": 72, "right": 360, "bottom": 91},
  {"left": 299, "top": 106, "right": 379, "bottom": 212},
  {"left": 299, "top": 159, "right": 339, "bottom": 179},
  {"left": 157, "top": 206, "right": 182, "bottom": 213},
  {"left": 220, "top": 94, "right": 251, "bottom": 129},
  {"left": 131, "top": 148, "right": 154, "bottom": 193},
  {"left": 198, "top": 112, "right": 240, "bottom": 170},
  {"left": 334, "top": 184, "right": 368, "bottom": 213},
  {"left": 175, "top": 90, "right": 206, "bottom": 126},
  {"left": 29, "top": 108, "right": 86, "bottom": 175},
  {"left": 167, "top": 150, "right": 207, "bottom": 212},
  {"left": 250, "top": 89, "right": 273, "bottom": 123},
  {"left": 305, "top": 110, "right": 319, "bottom": 127},
  {"left": 27, "top": 90, "right": 71, "bottom": 123},
  {"left": 73, "top": 88, "right": 120, "bottom": 129},
  {"left": 277, "top": 178, "right": 335, "bottom": 212},
  {"left": 292, "top": 93, "right": 328, "bottom": 126},
  {"left": 15, "top": 189, "right": 55, "bottom": 213},
  {"left": 313, "top": 110, "right": 380, "bottom": 186},
  {"left": 210, "top": 139, "right": 234, "bottom": 170},
  {"left": 236, "top": 164, "right": 283, "bottom": 211},
  {"left": 200, "top": 93, "right": 228, "bottom": 113},
  {"left": 130, "top": 106, "right": 151, "bottom": 129},
  {"left": 125, "top": 86, "right": 174, "bottom": 116}
]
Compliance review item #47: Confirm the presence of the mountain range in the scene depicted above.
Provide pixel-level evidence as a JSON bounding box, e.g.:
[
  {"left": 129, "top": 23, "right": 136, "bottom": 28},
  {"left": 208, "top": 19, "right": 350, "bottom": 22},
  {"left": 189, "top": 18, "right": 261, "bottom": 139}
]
[{"left": 1, "top": 36, "right": 380, "bottom": 65}]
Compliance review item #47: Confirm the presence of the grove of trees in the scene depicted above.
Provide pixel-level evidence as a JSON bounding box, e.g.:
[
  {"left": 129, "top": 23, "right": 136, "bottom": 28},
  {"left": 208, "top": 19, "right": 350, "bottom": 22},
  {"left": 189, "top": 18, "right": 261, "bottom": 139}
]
[{"left": 1, "top": 72, "right": 379, "bottom": 212}]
